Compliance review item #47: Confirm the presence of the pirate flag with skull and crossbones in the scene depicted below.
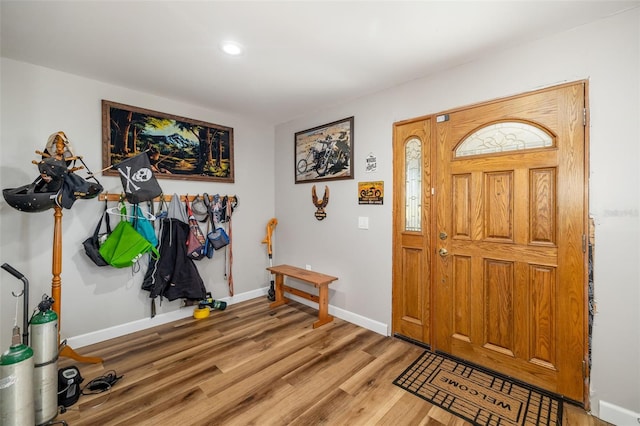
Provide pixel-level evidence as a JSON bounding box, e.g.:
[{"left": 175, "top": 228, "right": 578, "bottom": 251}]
[{"left": 114, "top": 152, "right": 163, "bottom": 203}]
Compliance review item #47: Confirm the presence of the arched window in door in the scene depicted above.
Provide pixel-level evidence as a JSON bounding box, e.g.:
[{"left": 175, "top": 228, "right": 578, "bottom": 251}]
[{"left": 455, "top": 121, "right": 554, "bottom": 158}]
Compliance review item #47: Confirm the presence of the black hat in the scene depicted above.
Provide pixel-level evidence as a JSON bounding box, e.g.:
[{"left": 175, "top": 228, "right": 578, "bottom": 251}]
[
  {"left": 2, "top": 177, "right": 60, "bottom": 213},
  {"left": 38, "top": 157, "right": 68, "bottom": 180},
  {"left": 37, "top": 157, "right": 67, "bottom": 190}
]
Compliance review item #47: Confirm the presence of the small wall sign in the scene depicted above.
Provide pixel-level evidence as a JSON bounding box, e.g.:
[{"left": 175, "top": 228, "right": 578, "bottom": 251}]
[
  {"left": 358, "top": 181, "right": 384, "bottom": 205},
  {"left": 365, "top": 153, "right": 377, "bottom": 173}
]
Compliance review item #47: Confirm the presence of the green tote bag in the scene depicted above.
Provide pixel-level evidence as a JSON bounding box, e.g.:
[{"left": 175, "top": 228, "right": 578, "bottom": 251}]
[{"left": 99, "top": 220, "right": 159, "bottom": 268}]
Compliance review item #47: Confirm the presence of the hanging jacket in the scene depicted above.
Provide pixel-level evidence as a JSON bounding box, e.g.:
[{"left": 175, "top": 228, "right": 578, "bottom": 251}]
[{"left": 142, "top": 218, "right": 206, "bottom": 304}]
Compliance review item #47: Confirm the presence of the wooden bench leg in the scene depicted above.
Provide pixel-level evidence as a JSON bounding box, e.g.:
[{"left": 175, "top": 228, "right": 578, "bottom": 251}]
[
  {"left": 267, "top": 272, "right": 334, "bottom": 328},
  {"left": 313, "top": 283, "right": 334, "bottom": 328},
  {"left": 269, "top": 273, "right": 289, "bottom": 308}
]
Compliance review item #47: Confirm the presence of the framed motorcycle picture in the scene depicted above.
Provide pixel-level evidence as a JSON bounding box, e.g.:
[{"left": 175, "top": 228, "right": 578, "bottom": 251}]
[{"left": 294, "top": 116, "right": 354, "bottom": 184}]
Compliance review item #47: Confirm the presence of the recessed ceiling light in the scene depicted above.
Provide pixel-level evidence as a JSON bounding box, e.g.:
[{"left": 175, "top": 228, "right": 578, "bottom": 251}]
[{"left": 221, "top": 41, "right": 243, "bottom": 56}]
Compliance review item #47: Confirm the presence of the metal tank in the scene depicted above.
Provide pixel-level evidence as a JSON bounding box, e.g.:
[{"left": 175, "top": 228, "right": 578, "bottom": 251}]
[
  {"left": 31, "top": 297, "right": 59, "bottom": 425},
  {"left": 0, "top": 327, "right": 35, "bottom": 426}
]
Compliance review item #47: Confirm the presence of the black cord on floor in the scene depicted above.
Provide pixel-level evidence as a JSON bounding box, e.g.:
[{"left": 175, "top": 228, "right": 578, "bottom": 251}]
[
  {"left": 58, "top": 369, "right": 123, "bottom": 416},
  {"left": 81, "top": 370, "right": 123, "bottom": 395}
]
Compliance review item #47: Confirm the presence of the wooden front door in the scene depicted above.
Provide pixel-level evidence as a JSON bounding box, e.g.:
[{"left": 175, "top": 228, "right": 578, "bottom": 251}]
[
  {"left": 392, "top": 117, "right": 432, "bottom": 344},
  {"left": 433, "top": 82, "right": 588, "bottom": 402}
]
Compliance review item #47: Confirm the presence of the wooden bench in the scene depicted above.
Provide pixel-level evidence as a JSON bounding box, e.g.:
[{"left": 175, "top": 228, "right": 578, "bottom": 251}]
[{"left": 267, "top": 264, "right": 338, "bottom": 328}]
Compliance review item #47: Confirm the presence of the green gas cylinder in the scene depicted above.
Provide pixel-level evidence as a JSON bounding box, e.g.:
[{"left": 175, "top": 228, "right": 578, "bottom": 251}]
[{"left": 0, "top": 326, "right": 35, "bottom": 426}]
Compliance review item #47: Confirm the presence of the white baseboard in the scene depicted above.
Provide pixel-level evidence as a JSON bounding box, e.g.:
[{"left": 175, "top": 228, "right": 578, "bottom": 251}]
[
  {"left": 67, "top": 286, "right": 388, "bottom": 349},
  {"left": 599, "top": 400, "right": 640, "bottom": 425},
  {"left": 66, "top": 287, "right": 268, "bottom": 349},
  {"left": 284, "top": 292, "right": 389, "bottom": 336}
]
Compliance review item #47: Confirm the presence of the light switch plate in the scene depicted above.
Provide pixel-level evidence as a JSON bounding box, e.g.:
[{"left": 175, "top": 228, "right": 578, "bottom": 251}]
[{"left": 358, "top": 216, "right": 369, "bottom": 229}]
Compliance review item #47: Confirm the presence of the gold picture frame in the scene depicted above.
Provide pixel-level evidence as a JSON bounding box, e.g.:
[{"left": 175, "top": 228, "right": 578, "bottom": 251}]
[{"left": 102, "top": 100, "right": 234, "bottom": 182}]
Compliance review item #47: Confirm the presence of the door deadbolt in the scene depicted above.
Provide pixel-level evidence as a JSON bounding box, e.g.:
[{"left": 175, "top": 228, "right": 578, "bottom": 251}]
[{"left": 439, "top": 232, "right": 448, "bottom": 240}]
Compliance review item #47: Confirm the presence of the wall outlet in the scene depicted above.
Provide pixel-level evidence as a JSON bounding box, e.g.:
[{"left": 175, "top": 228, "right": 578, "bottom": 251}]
[{"left": 305, "top": 264, "right": 311, "bottom": 270}]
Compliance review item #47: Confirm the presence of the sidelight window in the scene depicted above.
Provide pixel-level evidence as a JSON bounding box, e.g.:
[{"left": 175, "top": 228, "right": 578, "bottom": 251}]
[{"left": 405, "top": 137, "right": 422, "bottom": 231}]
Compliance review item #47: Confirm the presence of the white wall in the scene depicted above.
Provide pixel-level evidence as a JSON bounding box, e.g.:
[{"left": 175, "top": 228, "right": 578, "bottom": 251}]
[
  {"left": 274, "top": 8, "right": 639, "bottom": 417},
  {"left": 0, "top": 58, "right": 276, "bottom": 349}
]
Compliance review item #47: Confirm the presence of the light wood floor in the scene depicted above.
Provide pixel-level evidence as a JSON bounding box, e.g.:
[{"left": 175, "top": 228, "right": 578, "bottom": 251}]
[{"left": 58, "top": 297, "right": 608, "bottom": 425}]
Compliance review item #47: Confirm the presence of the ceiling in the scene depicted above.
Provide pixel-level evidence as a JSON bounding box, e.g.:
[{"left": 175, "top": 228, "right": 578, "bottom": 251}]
[{"left": 1, "top": 1, "right": 638, "bottom": 125}]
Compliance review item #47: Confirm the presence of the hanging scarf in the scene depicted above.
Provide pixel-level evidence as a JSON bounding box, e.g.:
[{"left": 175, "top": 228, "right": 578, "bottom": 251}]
[{"left": 226, "top": 197, "right": 234, "bottom": 296}]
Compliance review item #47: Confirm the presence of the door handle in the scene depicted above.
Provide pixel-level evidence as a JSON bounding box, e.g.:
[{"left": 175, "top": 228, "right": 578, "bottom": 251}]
[{"left": 438, "top": 248, "right": 448, "bottom": 257}]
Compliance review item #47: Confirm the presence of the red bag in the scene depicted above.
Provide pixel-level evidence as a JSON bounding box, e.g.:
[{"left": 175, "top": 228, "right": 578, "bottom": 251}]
[{"left": 185, "top": 197, "right": 206, "bottom": 260}]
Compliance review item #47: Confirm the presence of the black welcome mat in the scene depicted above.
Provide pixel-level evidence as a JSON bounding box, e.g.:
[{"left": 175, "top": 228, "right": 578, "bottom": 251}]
[{"left": 393, "top": 351, "right": 562, "bottom": 426}]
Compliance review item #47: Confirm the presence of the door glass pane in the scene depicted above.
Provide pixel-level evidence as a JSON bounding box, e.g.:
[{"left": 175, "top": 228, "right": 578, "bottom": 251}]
[
  {"left": 405, "top": 137, "right": 421, "bottom": 231},
  {"left": 455, "top": 121, "right": 553, "bottom": 157}
]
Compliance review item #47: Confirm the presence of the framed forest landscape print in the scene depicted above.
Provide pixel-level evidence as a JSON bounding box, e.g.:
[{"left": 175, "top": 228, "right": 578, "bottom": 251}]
[
  {"left": 102, "top": 100, "right": 234, "bottom": 182},
  {"left": 294, "top": 116, "right": 354, "bottom": 184}
]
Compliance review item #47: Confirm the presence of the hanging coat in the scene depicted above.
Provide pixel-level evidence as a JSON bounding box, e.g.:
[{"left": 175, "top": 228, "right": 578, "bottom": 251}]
[{"left": 142, "top": 218, "right": 206, "bottom": 303}]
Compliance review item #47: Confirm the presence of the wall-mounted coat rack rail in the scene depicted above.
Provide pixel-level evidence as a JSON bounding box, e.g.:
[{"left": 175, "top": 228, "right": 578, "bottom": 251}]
[
  {"left": 96, "top": 192, "right": 239, "bottom": 298},
  {"left": 98, "top": 193, "right": 237, "bottom": 203}
]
